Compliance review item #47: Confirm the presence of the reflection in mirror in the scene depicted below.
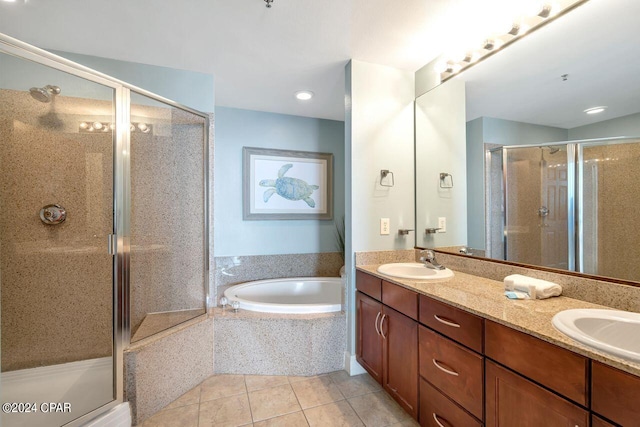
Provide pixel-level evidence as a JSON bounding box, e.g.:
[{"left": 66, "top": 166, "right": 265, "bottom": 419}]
[{"left": 415, "top": 0, "right": 640, "bottom": 283}]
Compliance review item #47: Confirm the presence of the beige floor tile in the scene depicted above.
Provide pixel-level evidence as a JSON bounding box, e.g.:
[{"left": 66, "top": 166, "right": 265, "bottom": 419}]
[
  {"left": 245, "top": 375, "right": 290, "bottom": 392},
  {"left": 253, "top": 411, "right": 309, "bottom": 427},
  {"left": 142, "top": 403, "right": 199, "bottom": 427},
  {"left": 163, "top": 386, "right": 201, "bottom": 410},
  {"left": 287, "top": 374, "right": 328, "bottom": 384},
  {"left": 390, "top": 419, "right": 420, "bottom": 427},
  {"left": 303, "top": 401, "right": 364, "bottom": 427},
  {"left": 290, "top": 375, "right": 345, "bottom": 409},
  {"left": 348, "top": 391, "right": 410, "bottom": 427},
  {"left": 199, "top": 394, "right": 253, "bottom": 427},
  {"left": 248, "top": 384, "right": 301, "bottom": 422},
  {"left": 329, "top": 371, "right": 381, "bottom": 398},
  {"left": 200, "top": 374, "right": 247, "bottom": 402}
]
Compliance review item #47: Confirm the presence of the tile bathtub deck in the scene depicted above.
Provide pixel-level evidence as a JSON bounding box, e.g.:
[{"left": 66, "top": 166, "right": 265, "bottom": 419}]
[{"left": 139, "top": 371, "right": 419, "bottom": 427}]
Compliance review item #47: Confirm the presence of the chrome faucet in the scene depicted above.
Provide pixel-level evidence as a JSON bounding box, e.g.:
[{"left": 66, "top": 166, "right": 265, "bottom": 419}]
[{"left": 419, "top": 249, "right": 445, "bottom": 270}]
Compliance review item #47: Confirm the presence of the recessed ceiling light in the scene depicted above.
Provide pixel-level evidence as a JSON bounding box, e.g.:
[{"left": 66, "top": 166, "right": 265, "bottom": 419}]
[
  {"left": 295, "top": 91, "right": 314, "bottom": 101},
  {"left": 584, "top": 106, "right": 607, "bottom": 115}
]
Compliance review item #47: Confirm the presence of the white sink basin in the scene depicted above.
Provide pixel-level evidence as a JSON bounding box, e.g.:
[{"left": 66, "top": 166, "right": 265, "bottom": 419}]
[
  {"left": 377, "top": 263, "right": 454, "bottom": 280},
  {"left": 552, "top": 309, "right": 640, "bottom": 362}
]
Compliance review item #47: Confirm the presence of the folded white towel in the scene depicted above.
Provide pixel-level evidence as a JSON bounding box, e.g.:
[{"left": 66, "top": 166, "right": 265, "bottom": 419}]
[{"left": 504, "top": 274, "right": 562, "bottom": 299}]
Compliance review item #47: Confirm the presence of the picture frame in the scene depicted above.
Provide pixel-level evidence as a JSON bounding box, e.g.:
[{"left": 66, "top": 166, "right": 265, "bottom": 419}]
[{"left": 243, "top": 147, "right": 333, "bottom": 220}]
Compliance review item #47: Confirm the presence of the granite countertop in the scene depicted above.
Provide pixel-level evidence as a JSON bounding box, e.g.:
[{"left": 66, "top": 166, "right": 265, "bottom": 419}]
[{"left": 357, "top": 265, "right": 640, "bottom": 377}]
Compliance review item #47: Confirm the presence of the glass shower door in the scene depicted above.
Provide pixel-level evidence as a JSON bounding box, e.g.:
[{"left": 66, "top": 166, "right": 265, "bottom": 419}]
[
  {"left": 504, "top": 145, "right": 571, "bottom": 270},
  {"left": 579, "top": 139, "right": 640, "bottom": 281},
  {"left": 0, "top": 52, "right": 116, "bottom": 426}
]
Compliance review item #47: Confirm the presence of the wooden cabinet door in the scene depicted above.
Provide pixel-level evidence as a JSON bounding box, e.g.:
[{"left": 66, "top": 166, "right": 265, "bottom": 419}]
[
  {"left": 382, "top": 306, "right": 419, "bottom": 419},
  {"left": 356, "top": 291, "right": 383, "bottom": 383},
  {"left": 485, "top": 360, "right": 588, "bottom": 427}
]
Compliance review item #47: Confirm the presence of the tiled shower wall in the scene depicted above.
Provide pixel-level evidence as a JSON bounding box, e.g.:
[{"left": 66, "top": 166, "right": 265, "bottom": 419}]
[
  {"left": 0, "top": 90, "right": 210, "bottom": 370},
  {"left": 129, "top": 100, "right": 207, "bottom": 337},
  {"left": 0, "top": 90, "right": 113, "bottom": 370}
]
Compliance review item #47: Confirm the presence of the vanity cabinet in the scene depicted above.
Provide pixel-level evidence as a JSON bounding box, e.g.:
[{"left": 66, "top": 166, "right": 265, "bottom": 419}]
[
  {"left": 356, "top": 272, "right": 418, "bottom": 419},
  {"left": 356, "top": 268, "right": 640, "bottom": 427},
  {"left": 485, "top": 360, "right": 589, "bottom": 427},
  {"left": 592, "top": 361, "right": 640, "bottom": 426}
]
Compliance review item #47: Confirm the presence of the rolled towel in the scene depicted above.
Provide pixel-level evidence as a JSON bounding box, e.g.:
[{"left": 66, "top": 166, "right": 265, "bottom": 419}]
[{"left": 504, "top": 274, "right": 562, "bottom": 299}]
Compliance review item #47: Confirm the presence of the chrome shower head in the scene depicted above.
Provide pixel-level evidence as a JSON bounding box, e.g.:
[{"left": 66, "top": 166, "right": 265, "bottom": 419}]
[
  {"left": 548, "top": 146, "right": 561, "bottom": 154},
  {"left": 29, "top": 85, "right": 61, "bottom": 103}
]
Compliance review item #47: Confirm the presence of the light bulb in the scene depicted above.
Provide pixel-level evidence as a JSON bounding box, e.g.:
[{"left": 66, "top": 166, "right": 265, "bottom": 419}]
[
  {"left": 137, "top": 122, "right": 148, "bottom": 132},
  {"left": 295, "top": 91, "right": 314, "bottom": 100},
  {"left": 92, "top": 121, "right": 103, "bottom": 130},
  {"left": 79, "top": 122, "right": 88, "bottom": 129}
]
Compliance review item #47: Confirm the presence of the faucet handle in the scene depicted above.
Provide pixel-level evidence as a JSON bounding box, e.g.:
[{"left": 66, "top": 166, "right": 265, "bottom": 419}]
[{"left": 398, "top": 229, "right": 414, "bottom": 235}]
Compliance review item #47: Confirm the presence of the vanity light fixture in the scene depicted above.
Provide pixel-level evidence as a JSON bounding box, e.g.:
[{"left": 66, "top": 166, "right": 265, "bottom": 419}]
[
  {"left": 436, "top": 0, "right": 588, "bottom": 83},
  {"left": 79, "top": 121, "right": 152, "bottom": 133},
  {"left": 295, "top": 90, "right": 314, "bottom": 101},
  {"left": 584, "top": 106, "right": 607, "bottom": 115}
]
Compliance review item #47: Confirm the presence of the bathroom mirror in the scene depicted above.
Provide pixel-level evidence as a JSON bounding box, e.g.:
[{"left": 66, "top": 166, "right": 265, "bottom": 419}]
[{"left": 415, "top": 0, "right": 640, "bottom": 284}]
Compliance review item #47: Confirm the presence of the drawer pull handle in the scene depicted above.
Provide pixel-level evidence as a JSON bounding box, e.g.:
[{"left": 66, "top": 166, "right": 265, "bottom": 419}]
[
  {"left": 434, "top": 314, "right": 461, "bottom": 328},
  {"left": 380, "top": 314, "right": 387, "bottom": 339},
  {"left": 433, "top": 413, "right": 449, "bottom": 427},
  {"left": 375, "top": 312, "right": 381, "bottom": 335},
  {"left": 432, "top": 359, "right": 459, "bottom": 376}
]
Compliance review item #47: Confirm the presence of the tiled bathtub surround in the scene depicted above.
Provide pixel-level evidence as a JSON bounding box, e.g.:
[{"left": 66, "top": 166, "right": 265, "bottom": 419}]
[
  {"left": 431, "top": 250, "right": 640, "bottom": 312},
  {"left": 213, "top": 308, "right": 346, "bottom": 376},
  {"left": 125, "top": 315, "right": 214, "bottom": 425},
  {"left": 214, "top": 252, "right": 343, "bottom": 302}
]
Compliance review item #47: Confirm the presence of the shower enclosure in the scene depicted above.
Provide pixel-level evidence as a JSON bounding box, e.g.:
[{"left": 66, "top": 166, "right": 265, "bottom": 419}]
[
  {"left": 0, "top": 34, "right": 209, "bottom": 426},
  {"left": 487, "top": 137, "right": 640, "bottom": 282}
]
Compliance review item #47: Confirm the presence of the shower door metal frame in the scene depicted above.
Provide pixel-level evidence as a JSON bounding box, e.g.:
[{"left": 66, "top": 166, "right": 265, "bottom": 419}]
[{"left": 0, "top": 32, "right": 210, "bottom": 427}]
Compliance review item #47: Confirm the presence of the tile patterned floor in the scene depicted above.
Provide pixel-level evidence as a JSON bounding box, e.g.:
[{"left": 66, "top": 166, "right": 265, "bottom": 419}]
[{"left": 139, "top": 371, "right": 420, "bottom": 427}]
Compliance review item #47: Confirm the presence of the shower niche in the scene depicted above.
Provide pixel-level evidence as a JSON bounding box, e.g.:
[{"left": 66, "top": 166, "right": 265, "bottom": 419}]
[{"left": 0, "top": 35, "right": 209, "bottom": 427}]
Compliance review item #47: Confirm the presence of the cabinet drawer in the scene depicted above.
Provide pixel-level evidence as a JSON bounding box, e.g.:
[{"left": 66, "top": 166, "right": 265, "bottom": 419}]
[
  {"left": 592, "top": 361, "right": 640, "bottom": 426},
  {"left": 485, "top": 321, "right": 588, "bottom": 406},
  {"left": 486, "top": 360, "right": 589, "bottom": 427},
  {"left": 419, "top": 326, "right": 483, "bottom": 419},
  {"left": 382, "top": 280, "right": 418, "bottom": 320},
  {"left": 419, "top": 295, "right": 483, "bottom": 353},
  {"left": 420, "top": 378, "right": 481, "bottom": 427},
  {"left": 591, "top": 415, "right": 616, "bottom": 427},
  {"left": 356, "top": 270, "right": 381, "bottom": 301}
]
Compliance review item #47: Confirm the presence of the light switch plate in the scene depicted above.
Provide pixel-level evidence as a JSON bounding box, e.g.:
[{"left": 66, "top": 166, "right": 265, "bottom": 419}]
[{"left": 438, "top": 217, "right": 446, "bottom": 233}]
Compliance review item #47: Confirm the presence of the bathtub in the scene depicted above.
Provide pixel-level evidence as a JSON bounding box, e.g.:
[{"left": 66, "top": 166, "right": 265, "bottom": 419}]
[{"left": 223, "top": 277, "right": 343, "bottom": 314}]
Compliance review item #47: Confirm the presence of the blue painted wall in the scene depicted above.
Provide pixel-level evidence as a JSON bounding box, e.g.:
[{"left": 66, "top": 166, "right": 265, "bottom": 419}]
[
  {"left": 50, "top": 50, "right": 215, "bottom": 112},
  {"left": 214, "top": 107, "right": 345, "bottom": 257}
]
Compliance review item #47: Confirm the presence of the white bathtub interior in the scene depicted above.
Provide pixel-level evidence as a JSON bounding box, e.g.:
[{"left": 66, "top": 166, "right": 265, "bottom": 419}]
[
  {"left": 1, "top": 357, "right": 114, "bottom": 427},
  {"left": 224, "top": 277, "right": 343, "bottom": 314}
]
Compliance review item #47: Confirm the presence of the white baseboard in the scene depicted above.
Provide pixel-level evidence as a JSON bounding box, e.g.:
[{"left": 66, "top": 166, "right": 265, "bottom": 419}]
[
  {"left": 84, "top": 403, "right": 131, "bottom": 427},
  {"left": 343, "top": 352, "right": 366, "bottom": 376}
]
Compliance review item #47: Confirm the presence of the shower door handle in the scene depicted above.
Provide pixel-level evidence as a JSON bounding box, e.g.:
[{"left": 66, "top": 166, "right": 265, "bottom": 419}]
[{"left": 107, "top": 234, "right": 117, "bottom": 255}]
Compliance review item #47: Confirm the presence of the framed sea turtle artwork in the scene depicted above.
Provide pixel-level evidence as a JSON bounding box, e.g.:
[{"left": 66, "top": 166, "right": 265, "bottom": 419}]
[{"left": 243, "top": 147, "right": 334, "bottom": 220}]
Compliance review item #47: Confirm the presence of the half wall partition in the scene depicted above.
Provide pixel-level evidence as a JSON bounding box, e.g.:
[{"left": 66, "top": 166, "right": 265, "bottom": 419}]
[{"left": 0, "top": 34, "right": 209, "bottom": 426}]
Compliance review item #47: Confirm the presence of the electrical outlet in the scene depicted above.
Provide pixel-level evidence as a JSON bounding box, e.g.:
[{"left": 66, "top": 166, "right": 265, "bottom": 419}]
[
  {"left": 380, "top": 218, "right": 390, "bottom": 235},
  {"left": 438, "top": 217, "right": 446, "bottom": 233}
]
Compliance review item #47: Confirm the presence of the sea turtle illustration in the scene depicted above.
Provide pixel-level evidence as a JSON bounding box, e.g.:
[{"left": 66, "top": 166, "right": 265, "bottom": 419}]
[{"left": 259, "top": 164, "right": 319, "bottom": 207}]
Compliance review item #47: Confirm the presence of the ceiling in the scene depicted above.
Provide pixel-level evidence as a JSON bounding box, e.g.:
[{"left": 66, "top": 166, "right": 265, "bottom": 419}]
[
  {"left": 459, "top": 0, "right": 640, "bottom": 129},
  {"left": 0, "top": 0, "right": 469, "bottom": 121}
]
